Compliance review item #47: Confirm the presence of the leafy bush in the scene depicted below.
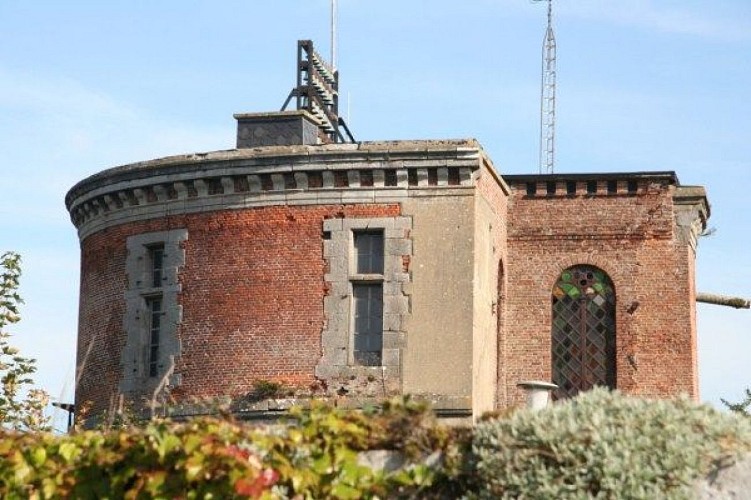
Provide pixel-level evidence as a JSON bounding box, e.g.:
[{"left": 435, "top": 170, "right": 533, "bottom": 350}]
[
  {"left": 0, "top": 419, "right": 276, "bottom": 499},
  {"left": 0, "top": 252, "right": 49, "bottom": 432},
  {"left": 253, "top": 397, "right": 466, "bottom": 498},
  {"left": 247, "top": 380, "right": 285, "bottom": 402},
  {"left": 4, "top": 390, "right": 749, "bottom": 498},
  {"left": 472, "top": 387, "right": 751, "bottom": 499},
  {"left": 0, "top": 397, "right": 463, "bottom": 499},
  {"left": 722, "top": 388, "right": 751, "bottom": 417}
]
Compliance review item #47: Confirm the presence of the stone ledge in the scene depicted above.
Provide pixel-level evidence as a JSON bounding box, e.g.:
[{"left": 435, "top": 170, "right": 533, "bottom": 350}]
[
  {"left": 66, "top": 139, "right": 485, "bottom": 206},
  {"left": 164, "top": 394, "right": 472, "bottom": 421}
]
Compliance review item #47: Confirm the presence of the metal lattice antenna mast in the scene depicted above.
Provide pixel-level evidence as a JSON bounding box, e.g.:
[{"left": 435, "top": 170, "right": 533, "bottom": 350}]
[{"left": 538, "top": 0, "right": 556, "bottom": 173}]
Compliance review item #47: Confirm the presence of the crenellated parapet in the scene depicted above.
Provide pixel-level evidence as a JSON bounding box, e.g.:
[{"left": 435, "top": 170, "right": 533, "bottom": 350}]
[{"left": 65, "top": 140, "right": 486, "bottom": 239}]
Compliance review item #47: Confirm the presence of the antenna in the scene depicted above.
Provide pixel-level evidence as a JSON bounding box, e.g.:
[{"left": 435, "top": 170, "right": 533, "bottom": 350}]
[
  {"left": 331, "top": 0, "right": 338, "bottom": 69},
  {"left": 280, "top": 40, "right": 355, "bottom": 143},
  {"left": 536, "top": 0, "right": 556, "bottom": 174}
]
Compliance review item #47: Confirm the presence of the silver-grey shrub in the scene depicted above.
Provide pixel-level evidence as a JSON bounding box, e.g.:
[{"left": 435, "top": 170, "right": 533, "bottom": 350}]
[{"left": 472, "top": 388, "right": 751, "bottom": 499}]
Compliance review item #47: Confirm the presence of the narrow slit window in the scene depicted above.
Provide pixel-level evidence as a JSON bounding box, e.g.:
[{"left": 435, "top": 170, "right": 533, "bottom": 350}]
[
  {"left": 149, "top": 245, "right": 165, "bottom": 288},
  {"left": 147, "top": 297, "right": 163, "bottom": 377}
]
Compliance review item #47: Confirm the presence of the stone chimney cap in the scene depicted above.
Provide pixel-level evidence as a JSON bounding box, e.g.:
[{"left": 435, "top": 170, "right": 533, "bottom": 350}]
[{"left": 234, "top": 110, "right": 322, "bottom": 148}]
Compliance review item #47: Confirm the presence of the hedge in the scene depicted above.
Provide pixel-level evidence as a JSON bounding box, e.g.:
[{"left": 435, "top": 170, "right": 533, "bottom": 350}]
[
  {"left": 472, "top": 388, "right": 751, "bottom": 499},
  {"left": 1, "top": 390, "right": 750, "bottom": 499}
]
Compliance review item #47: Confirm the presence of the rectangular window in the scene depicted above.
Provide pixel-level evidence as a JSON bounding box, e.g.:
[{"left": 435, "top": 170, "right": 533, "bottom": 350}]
[
  {"left": 354, "top": 231, "right": 384, "bottom": 274},
  {"left": 352, "top": 230, "right": 385, "bottom": 366},
  {"left": 149, "top": 245, "right": 165, "bottom": 288},
  {"left": 147, "top": 297, "right": 163, "bottom": 377},
  {"left": 352, "top": 284, "right": 383, "bottom": 366},
  {"left": 566, "top": 181, "right": 576, "bottom": 195},
  {"left": 587, "top": 180, "right": 598, "bottom": 194},
  {"left": 607, "top": 180, "right": 618, "bottom": 194}
]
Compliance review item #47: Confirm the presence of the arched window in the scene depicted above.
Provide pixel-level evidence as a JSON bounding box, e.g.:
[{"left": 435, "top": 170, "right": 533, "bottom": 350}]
[{"left": 551, "top": 265, "right": 616, "bottom": 399}]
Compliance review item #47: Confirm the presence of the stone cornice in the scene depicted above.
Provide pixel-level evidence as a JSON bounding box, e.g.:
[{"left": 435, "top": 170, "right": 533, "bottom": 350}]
[
  {"left": 673, "top": 185, "right": 710, "bottom": 252},
  {"left": 66, "top": 140, "right": 486, "bottom": 240}
]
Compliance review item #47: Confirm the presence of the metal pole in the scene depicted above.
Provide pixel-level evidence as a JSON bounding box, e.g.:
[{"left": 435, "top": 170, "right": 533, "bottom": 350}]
[
  {"left": 536, "top": 0, "right": 556, "bottom": 174},
  {"left": 331, "top": 0, "right": 338, "bottom": 69}
]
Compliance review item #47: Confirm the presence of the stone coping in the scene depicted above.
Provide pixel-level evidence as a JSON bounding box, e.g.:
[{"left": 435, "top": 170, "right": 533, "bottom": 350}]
[
  {"left": 65, "top": 138, "right": 484, "bottom": 208},
  {"left": 164, "top": 394, "right": 473, "bottom": 420},
  {"left": 503, "top": 171, "right": 680, "bottom": 183},
  {"left": 65, "top": 139, "right": 495, "bottom": 239},
  {"left": 674, "top": 185, "right": 711, "bottom": 219},
  {"left": 232, "top": 110, "right": 316, "bottom": 121}
]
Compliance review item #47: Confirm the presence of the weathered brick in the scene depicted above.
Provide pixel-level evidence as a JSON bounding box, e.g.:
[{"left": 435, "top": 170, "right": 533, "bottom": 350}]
[{"left": 76, "top": 204, "right": 400, "bottom": 415}]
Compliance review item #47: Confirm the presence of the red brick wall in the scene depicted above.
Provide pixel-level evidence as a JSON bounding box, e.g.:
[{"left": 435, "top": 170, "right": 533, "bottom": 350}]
[
  {"left": 504, "top": 182, "right": 698, "bottom": 406},
  {"left": 474, "top": 164, "right": 510, "bottom": 407},
  {"left": 76, "top": 204, "right": 400, "bottom": 415}
]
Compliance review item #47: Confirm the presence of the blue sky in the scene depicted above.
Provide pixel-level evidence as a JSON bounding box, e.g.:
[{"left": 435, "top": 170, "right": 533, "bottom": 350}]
[{"left": 1, "top": 1, "right": 749, "bottom": 432}]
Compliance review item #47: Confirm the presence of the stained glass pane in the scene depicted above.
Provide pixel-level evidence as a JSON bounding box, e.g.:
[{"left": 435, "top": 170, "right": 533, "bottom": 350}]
[{"left": 552, "top": 265, "right": 616, "bottom": 400}]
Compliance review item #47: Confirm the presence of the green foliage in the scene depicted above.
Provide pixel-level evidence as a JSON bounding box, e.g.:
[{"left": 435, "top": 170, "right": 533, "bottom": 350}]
[
  {"left": 0, "top": 419, "right": 278, "bottom": 499},
  {"left": 251, "top": 396, "right": 463, "bottom": 498},
  {"left": 0, "top": 397, "right": 461, "bottom": 498},
  {"left": 0, "top": 252, "right": 50, "bottom": 432},
  {"left": 472, "top": 387, "right": 751, "bottom": 499},
  {"left": 722, "top": 388, "right": 751, "bottom": 417},
  {"left": 4, "top": 390, "right": 748, "bottom": 498},
  {"left": 247, "top": 380, "right": 285, "bottom": 402}
]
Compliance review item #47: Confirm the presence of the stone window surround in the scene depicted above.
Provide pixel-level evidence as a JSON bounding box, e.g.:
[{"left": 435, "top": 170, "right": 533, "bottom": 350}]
[
  {"left": 316, "top": 216, "right": 412, "bottom": 382},
  {"left": 120, "top": 229, "right": 187, "bottom": 395}
]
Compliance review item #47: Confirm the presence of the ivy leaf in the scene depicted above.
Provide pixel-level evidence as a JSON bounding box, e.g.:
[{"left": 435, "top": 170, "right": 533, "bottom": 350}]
[
  {"left": 31, "top": 446, "right": 46, "bottom": 467},
  {"left": 58, "top": 442, "right": 79, "bottom": 463},
  {"left": 330, "top": 482, "right": 362, "bottom": 499}
]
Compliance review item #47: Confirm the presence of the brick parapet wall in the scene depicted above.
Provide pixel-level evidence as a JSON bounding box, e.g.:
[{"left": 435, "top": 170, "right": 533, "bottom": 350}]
[
  {"left": 504, "top": 181, "right": 699, "bottom": 406},
  {"left": 76, "top": 204, "right": 399, "bottom": 416}
]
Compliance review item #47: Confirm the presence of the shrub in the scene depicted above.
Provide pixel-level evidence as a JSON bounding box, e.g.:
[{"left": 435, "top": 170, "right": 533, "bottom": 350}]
[
  {"left": 472, "top": 387, "right": 751, "bottom": 499},
  {"left": 0, "top": 251, "right": 50, "bottom": 432},
  {"left": 0, "top": 397, "right": 464, "bottom": 499},
  {"left": 722, "top": 388, "right": 751, "bottom": 417},
  {"left": 0, "top": 419, "right": 276, "bottom": 499},
  {"left": 248, "top": 380, "right": 285, "bottom": 402},
  {"left": 5, "top": 390, "right": 747, "bottom": 498},
  {"left": 254, "top": 397, "right": 466, "bottom": 498}
]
